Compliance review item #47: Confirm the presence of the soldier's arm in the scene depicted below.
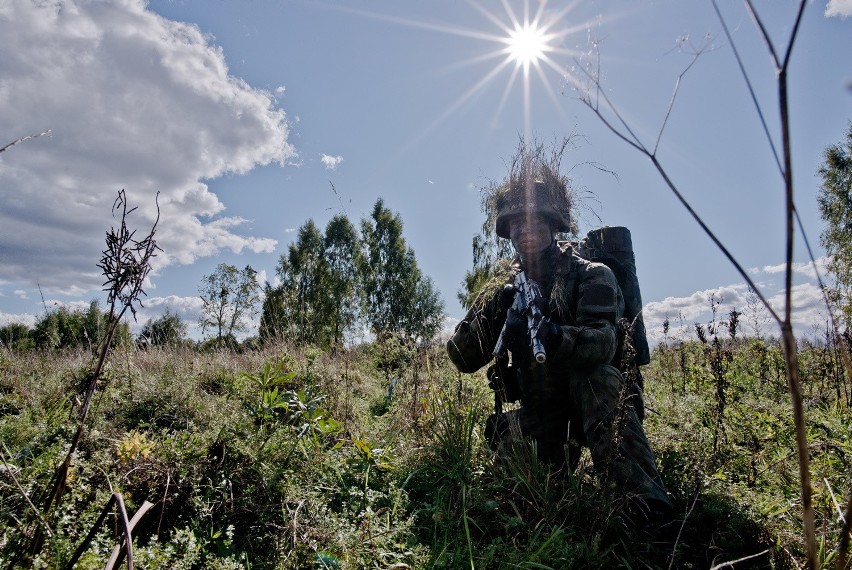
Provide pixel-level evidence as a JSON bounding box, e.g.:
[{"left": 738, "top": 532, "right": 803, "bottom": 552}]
[
  {"left": 446, "top": 290, "right": 508, "bottom": 373},
  {"left": 549, "top": 263, "right": 621, "bottom": 367}
]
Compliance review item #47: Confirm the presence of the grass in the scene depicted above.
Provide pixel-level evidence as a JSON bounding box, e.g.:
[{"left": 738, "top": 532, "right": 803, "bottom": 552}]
[{"left": 1, "top": 335, "right": 850, "bottom": 568}]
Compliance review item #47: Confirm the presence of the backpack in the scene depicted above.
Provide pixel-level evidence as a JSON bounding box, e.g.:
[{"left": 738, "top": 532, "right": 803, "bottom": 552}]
[{"left": 572, "top": 226, "right": 650, "bottom": 367}]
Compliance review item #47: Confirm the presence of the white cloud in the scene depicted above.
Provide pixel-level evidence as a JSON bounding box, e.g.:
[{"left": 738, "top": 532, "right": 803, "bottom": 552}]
[
  {"left": 439, "top": 314, "right": 460, "bottom": 343},
  {"left": 321, "top": 154, "right": 344, "bottom": 170},
  {"left": 825, "top": 0, "right": 852, "bottom": 18},
  {"left": 13, "top": 290, "right": 28, "bottom": 299},
  {"left": 643, "top": 279, "right": 832, "bottom": 346},
  {"left": 0, "top": 0, "right": 294, "bottom": 296},
  {"left": 644, "top": 284, "right": 748, "bottom": 327},
  {"left": 0, "top": 312, "right": 36, "bottom": 328},
  {"left": 756, "top": 257, "right": 830, "bottom": 280},
  {"left": 766, "top": 282, "right": 830, "bottom": 337},
  {"left": 132, "top": 294, "right": 204, "bottom": 338},
  {"left": 137, "top": 294, "right": 203, "bottom": 321}
]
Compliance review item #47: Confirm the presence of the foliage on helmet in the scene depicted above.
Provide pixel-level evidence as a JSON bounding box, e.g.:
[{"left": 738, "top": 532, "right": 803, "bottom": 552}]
[{"left": 485, "top": 138, "right": 577, "bottom": 239}]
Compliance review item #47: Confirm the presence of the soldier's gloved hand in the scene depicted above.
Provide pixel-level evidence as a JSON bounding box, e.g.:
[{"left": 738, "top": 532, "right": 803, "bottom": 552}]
[
  {"left": 488, "top": 284, "right": 517, "bottom": 330},
  {"left": 537, "top": 319, "right": 563, "bottom": 352},
  {"left": 498, "top": 283, "right": 516, "bottom": 311},
  {"left": 503, "top": 308, "right": 529, "bottom": 354}
]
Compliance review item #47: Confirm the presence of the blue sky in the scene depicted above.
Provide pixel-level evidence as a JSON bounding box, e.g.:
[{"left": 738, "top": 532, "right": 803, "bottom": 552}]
[{"left": 0, "top": 0, "right": 850, "bottom": 344}]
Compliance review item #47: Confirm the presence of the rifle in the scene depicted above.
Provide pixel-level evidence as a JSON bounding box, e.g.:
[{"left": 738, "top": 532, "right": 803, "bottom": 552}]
[{"left": 493, "top": 270, "right": 548, "bottom": 364}]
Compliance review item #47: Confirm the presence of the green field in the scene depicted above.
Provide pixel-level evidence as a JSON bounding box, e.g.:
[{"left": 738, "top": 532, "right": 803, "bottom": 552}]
[{"left": 2, "top": 329, "right": 851, "bottom": 569}]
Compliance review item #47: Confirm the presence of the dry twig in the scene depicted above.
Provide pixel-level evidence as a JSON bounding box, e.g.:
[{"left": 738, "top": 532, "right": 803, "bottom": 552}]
[{"left": 577, "top": 1, "right": 817, "bottom": 566}]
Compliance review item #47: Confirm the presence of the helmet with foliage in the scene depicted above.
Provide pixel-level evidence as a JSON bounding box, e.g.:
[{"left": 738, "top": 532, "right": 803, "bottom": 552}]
[{"left": 494, "top": 177, "right": 573, "bottom": 239}]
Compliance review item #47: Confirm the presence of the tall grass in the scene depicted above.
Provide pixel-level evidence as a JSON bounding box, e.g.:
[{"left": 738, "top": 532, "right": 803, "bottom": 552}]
[{"left": 2, "top": 330, "right": 851, "bottom": 568}]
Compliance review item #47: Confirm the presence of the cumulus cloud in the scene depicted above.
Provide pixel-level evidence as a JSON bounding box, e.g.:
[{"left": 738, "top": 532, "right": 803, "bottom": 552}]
[
  {"left": 755, "top": 257, "right": 830, "bottom": 281},
  {"left": 825, "top": 0, "right": 852, "bottom": 17},
  {"left": 644, "top": 284, "right": 748, "bottom": 325},
  {"left": 0, "top": 312, "right": 36, "bottom": 328},
  {"left": 438, "top": 314, "right": 460, "bottom": 343},
  {"left": 135, "top": 294, "right": 204, "bottom": 327},
  {"left": 0, "top": 0, "right": 294, "bottom": 296},
  {"left": 321, "top": 154, "right": 344, "bottom": 170},
  {"left": 643, "top": 280, "right": 830, "bottom": 345}
]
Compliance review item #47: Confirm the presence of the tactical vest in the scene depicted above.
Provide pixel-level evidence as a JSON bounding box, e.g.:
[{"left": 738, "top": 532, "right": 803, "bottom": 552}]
[{"left": 487, "top": 226, "right": 649, "bottom": 414}]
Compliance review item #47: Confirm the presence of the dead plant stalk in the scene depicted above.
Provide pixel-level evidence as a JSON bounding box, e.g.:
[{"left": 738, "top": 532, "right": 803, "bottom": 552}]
[
  {"left": 31, "top": 190, "right": 160, "bottom": 560},
  {"left": 578, "top": 1, "right": 818, "bottom": 567}
]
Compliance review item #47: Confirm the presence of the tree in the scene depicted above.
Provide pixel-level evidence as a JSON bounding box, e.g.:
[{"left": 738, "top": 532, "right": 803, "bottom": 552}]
[
  {"left": 199, "top": 263, "right": 260, "bottom": 343},
  {"left": 359, "top": 199, "right": 444, "bottom": 342},
  {"left": 259, "top": 282, "right": 292, "bottom": 343},
  {"left": 31, "top": 301, "right": 131, "bottom": 350},
  {"left": 817, "top": 121, "right": 852, "bottom": 327},
  {"left": 260, "top": 220, "right": 326, "bottom": 344},
  {"left": 321, "top": 215, "right": 361, "bottom": 347},
  {"left": 138, "top": 309, "right": 188, "bottom": 347},
  {"left": 0, "top": 322, "right": 34, "bottom": 351},
  {"left": 261, "top": 216, "right": 361, "bottom": 349}
]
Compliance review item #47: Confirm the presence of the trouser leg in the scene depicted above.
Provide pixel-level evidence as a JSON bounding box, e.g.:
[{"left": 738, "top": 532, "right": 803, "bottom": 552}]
[
  {"left": 575, "top": 364, "right": 672, "bottom": 512},
  {"left": 485, "top": 408, "right": 581, "bottom": 473}
]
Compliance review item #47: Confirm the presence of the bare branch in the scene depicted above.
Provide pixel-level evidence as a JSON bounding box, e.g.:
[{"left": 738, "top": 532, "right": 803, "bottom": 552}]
[
  {"left": 655, "top": 40, "right": 709, "bottom": 155},
  {"left": 578, "top": 6, "right": 818, "bottom": 564},
  {"left": 759, "top": 0, "right": 815, "bottom": 564},
  {"left": 576, "top": 66, "right": 647, "bottom": 155},
  {"left": 577, "top": 40, "right": 781, "bottom": 324},
  {"left": 104, "top": 493, "right": 142, "bottom": 570},
  {"left": 782, "top": 2, "right": 808, "bottom": 70},
  {"left": 646, "top": 154, "right": 781, "bottom": 323},
  {"left": 0, "top": 130, "right": 51, "bottom": 154},
  {"left": 34, "top": 191, "right": 162, "bottom": 559},
  {"left": 743, "top": 0, "right": 780, "bottom": 69},
  {"left": 712, "top": 1, "right": 784, "bottom": 176}
]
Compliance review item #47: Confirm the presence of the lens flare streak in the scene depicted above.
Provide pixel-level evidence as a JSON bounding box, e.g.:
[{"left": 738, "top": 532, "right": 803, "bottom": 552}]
[{"left": 325, "top": 0, "right": 586, "bottom": 161}]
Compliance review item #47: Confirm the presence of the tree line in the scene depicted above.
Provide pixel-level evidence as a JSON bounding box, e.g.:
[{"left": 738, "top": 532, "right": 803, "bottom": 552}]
[{"left": 0, "top": 198, "right": 444, "bottom": 352}]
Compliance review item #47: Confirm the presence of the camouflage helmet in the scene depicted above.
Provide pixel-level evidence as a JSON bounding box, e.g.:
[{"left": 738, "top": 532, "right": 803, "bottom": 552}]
[{"left": 494, "top": 178, "right": 572, "bottom": 239}]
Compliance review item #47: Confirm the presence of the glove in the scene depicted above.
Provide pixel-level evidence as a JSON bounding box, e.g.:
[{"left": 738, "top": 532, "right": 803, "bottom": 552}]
[
  {"left": 498, "top": 283, "right": 516, "bottom": 311},
  {"left": 537, "top": 319, "right": 563, "bottom": 353},
  {"left": 503, "top": 308, "right": 529, "bottom": 354},
  {"left": 486, "top": 284, "right": 516, "bottom": 331}
]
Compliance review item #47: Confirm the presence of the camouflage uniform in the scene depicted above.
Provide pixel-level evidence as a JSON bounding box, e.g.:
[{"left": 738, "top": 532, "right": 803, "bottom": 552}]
[{"left": 447, "top": 242, "right": 672, "bottom": 515}]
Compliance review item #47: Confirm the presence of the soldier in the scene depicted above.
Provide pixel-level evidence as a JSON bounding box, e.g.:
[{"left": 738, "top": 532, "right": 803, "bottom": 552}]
[{"left": 447, "top": 174, "right": 673, "bottom": 530}]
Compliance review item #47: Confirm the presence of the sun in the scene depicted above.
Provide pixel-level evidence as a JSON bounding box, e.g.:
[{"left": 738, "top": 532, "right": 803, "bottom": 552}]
[
  {"left": 505, "top": 21, "right": 553, "bottom": 69},
  {"left": 331, "top": 0, "right": 586, "bottom": 148}
]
